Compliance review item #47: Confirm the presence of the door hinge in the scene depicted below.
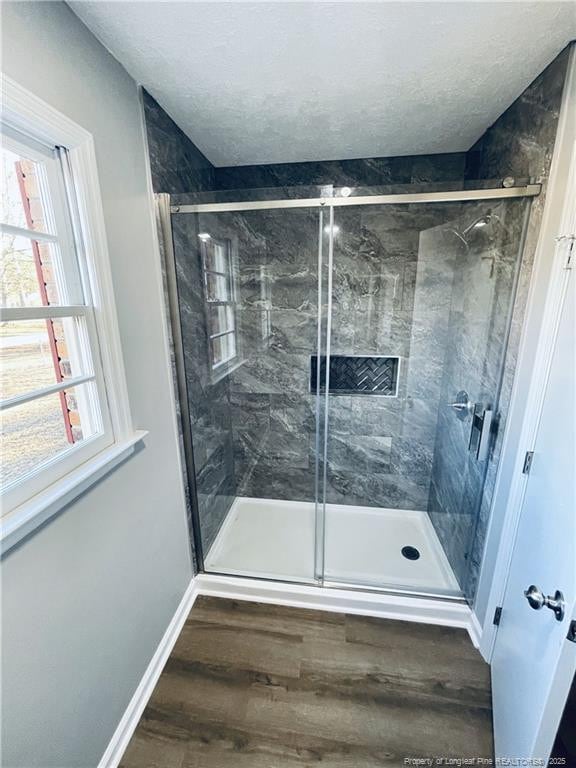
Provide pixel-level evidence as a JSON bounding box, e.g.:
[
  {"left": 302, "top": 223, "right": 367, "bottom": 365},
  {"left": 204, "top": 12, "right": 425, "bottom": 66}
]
[
  {"left": 522, "top": 451, "right": 534, "bottom": 475},
  {"left": 567, "top": 620, "right": 576, "bottom": 643},
  {"left": 493, "top": 606, "right": 503, "bottom": 626}
]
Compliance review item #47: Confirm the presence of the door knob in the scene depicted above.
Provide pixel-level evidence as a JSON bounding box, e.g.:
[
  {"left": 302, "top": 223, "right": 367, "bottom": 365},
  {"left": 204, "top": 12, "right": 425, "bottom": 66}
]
[{"left": 524, "top": 585, "right": 565, "bottom": 621}]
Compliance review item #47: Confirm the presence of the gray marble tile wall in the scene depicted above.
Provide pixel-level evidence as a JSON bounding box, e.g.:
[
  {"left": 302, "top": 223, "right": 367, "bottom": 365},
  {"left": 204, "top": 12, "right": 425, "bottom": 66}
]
[
  {"left": 216, "top": 186, "right": 527, "bottom": 542},
  {"left": 143, "top": 90, "right": 214, "bottom": 194},
  {"left": 426, "top": 198, "right": 530, "bottom": 589},
  {"left": 322, "top": 202, "right": 462, "bottom": 511},
  {"left": 170, "top": 213, "right": 237, "bottom": 552},
  {"left": 214, "top": 153, "right": 467, "bottom": 191},
  {"left": 213, "top": 156, "right": 470, "bottom": 513},
  {"left": 144, "top": 92, "right": 474, "bottom": 562},
  {"left": 143, "top": 90, "right": 236, "bottom": 560},
  {"left": 210, "top": 143, "right": 547, "bottom": 583},
  {"left": 210, "top": 156, "right": 470, "bottom": 512},
  {"left": 224, "top": 207, "right": 321, "bottom": 502},
  {"left": 460, "top": 46, "right": 571, "bottom": 600}
]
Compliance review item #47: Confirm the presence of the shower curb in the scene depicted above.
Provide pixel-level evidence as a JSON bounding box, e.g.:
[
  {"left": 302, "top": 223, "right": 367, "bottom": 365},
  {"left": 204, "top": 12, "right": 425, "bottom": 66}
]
[{"left": 195, "top": 573, "right": 477, "bottom": 640}]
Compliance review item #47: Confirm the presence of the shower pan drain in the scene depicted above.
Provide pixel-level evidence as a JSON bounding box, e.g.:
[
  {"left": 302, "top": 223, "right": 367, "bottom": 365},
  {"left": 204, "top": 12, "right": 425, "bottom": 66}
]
[{"left": 401, "top": 546, "right": 421, "bottom": 561}]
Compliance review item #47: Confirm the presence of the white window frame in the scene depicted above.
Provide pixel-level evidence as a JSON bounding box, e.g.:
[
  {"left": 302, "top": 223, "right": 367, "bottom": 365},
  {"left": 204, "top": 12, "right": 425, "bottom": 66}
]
[
  {"left": 1, "top": 132, "right": 113, "bottom": 506},
  {"left": 1, "top": 74, "right": 146, "bottom": 551}
]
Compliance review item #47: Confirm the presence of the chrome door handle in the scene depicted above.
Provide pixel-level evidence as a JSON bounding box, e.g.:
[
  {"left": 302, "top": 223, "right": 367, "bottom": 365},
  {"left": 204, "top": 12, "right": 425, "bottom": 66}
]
[
  {"left": 524, "top": 585, "right": 565, "bottom": 621},
  {"left": 470, "top": 407, "right": 493, "bottom": 462}
]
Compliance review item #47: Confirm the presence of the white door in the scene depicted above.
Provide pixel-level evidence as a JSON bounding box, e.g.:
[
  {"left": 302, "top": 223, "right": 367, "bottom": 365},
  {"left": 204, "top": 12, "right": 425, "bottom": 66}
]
[{"left": 491, "top": 250, "right": 575, "bottom": 760}]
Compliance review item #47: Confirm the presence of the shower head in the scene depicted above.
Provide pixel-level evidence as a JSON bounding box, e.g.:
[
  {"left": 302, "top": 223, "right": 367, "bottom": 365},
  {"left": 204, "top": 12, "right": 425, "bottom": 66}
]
[
  {"left": 447, "top": 211, "right": 499, "bottom": 247},
  {"left": 461, "top": 213, "right": 495, "bottom": 237}
]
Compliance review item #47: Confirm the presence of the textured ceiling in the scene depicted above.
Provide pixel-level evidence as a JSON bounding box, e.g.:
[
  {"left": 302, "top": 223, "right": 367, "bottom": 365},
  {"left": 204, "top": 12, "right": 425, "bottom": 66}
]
[{"left": 70, "top": 2, "right": 576, "bottom": 167}]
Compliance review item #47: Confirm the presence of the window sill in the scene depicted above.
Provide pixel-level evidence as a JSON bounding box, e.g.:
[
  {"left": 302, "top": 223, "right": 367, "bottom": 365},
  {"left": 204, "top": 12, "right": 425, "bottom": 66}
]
[
  {"left": 0, "top": 431, "right": 148, "bottom": 554},
  {"left": 210, "top": 357, "right": 245, "bottom": 384}
]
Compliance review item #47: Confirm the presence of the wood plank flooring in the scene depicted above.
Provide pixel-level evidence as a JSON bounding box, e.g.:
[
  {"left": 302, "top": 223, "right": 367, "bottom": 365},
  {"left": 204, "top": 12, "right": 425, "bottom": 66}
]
[{"left": 120, "top": 597, "right": 493, "bottom": 768}]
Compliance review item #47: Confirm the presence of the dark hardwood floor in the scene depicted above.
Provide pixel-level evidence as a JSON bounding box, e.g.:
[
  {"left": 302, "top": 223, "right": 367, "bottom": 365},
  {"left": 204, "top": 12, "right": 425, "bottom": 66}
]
[{"left": 120, "top": 596, "right": 493, "bottom": 767}]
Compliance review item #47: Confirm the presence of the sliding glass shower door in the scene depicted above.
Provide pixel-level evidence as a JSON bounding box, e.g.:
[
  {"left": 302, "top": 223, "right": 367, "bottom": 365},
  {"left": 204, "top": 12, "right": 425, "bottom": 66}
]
[
  {"left": 320, "top": 193, "right": 531, "bottom": 599},
  {"left": 169, "top": 197, "right": 328, "bottom": 584},
  {"left": 166, "top": 182, "right": 534, "bottom": 603}
]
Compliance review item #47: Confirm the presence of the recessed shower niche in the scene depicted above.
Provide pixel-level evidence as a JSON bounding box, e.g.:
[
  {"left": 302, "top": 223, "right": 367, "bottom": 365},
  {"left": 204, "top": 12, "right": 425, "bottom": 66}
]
[
  {"left": 161, "top": 181, "right": 536, "bottom": 600},
  {"left": 310, "top": 355, "right": 400, "bottom": 396}
]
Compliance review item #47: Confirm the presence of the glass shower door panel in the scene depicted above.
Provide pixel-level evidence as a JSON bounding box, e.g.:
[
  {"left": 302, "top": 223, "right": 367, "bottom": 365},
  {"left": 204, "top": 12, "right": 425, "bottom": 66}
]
[
  {"left": 425, "top": 197, "right": 530, "bottom": 600},
  {"left": 171, "top": 206, "right": 324, "bottom": 583},
  {"left": 321, "top": 197, "right": 530, "bottom": 599}
]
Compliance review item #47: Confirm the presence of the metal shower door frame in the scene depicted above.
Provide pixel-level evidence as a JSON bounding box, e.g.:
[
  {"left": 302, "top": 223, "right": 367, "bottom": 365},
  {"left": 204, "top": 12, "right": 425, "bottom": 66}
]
[{"left": 163, "top": 183, "right": 541, "bottom": 592}]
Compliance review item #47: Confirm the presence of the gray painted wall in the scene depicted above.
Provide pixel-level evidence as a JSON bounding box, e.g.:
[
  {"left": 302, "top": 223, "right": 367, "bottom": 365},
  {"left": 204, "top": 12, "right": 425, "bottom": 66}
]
[{"left": 1, "top": 5, "right": 193, "bottom": 767}]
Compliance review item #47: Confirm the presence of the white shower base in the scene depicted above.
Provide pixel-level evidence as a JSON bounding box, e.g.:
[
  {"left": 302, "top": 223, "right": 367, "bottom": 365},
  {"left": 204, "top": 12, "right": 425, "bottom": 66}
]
[{"left": 204, "top": 497, "right": 460, "bottom": 595}]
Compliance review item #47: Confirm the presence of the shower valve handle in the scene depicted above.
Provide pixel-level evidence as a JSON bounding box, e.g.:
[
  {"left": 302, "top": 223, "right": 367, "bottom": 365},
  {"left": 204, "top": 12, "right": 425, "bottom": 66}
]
[
  {"left": 449, "top": 401, "right": 473, "bottom": 411},
  {"left": 448, "top": 391, "right": 474, "bottom": 419}
]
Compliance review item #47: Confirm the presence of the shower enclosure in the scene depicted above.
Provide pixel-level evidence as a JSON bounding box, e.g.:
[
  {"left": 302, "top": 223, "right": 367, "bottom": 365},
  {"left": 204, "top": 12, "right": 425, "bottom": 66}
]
[{"left": 160, "top": 181, "right": 537, "bottom": 603}]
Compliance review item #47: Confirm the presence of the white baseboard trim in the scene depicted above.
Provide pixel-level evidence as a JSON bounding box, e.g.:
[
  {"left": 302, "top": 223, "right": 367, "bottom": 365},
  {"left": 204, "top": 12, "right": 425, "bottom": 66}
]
[
  {"left": 100, "top": 572, "right": 479, "bottom": 768},
  {"left": 195, "top": 573, "right": 474, "bottom": 635},
  {"left": 97, "top": 579, "right": 199, "bottom": 768},
  {"left": 468, "top": 610, "right": 484, "bottom": 652}
]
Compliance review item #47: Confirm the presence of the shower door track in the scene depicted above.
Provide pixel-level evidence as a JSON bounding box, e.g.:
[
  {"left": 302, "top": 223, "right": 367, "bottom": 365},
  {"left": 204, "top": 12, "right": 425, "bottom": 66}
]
[
  {"left": 321, "top": 579, "right": 467, "bottom": 604},
  {"left": 203, "top": 568, "right": 468, "bottom": 604},
  {"left": 170, "top": 184, "right": 541, "bottom": 214}
]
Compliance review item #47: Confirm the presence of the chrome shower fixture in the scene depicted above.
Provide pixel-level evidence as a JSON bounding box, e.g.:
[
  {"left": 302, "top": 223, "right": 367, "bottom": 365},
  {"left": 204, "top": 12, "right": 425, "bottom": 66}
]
[
  {"left": 461, "top": 213, "right": 494, "bottom": 236},
  {"left": 447, "top": 210, "right": 499, "bottom": 247}
]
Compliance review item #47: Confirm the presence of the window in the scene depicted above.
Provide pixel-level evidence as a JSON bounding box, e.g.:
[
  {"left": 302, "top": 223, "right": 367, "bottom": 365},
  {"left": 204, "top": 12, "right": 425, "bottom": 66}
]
[
  {"left": 1, "top": 130, "right": 113, "bottom": 510},
  {"left": 1, "top": 75, "right": 143, "bottom": 547},
  {"left": 199, "top": 235, "right": 239, "bottom": 374}
]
